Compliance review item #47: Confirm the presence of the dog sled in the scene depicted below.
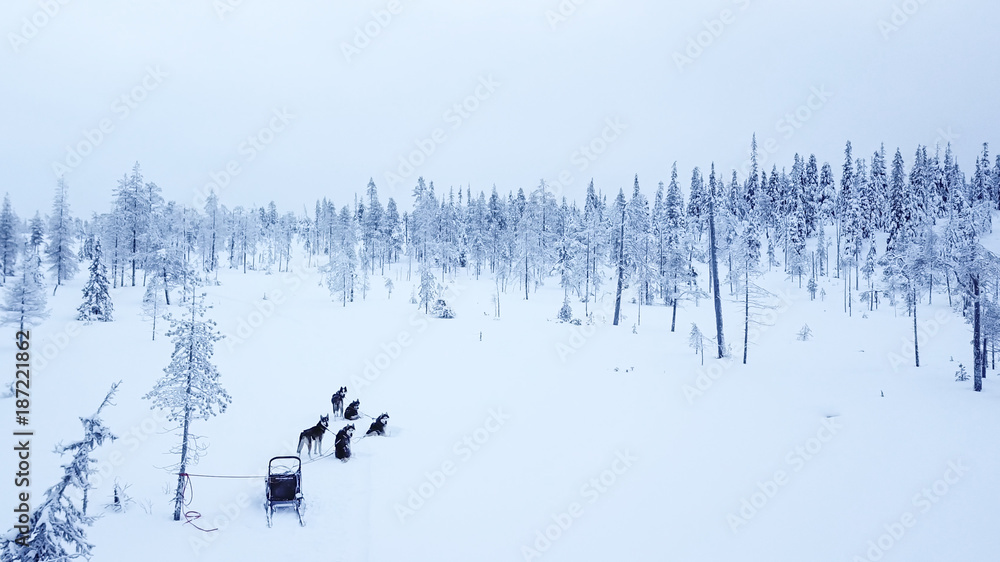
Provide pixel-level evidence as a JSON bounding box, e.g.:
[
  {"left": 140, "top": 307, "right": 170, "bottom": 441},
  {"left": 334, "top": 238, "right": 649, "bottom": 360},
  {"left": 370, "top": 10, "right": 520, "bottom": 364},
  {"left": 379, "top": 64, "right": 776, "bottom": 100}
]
[{"left": 265, "top": 456, "right": 304, "bottom": 527}]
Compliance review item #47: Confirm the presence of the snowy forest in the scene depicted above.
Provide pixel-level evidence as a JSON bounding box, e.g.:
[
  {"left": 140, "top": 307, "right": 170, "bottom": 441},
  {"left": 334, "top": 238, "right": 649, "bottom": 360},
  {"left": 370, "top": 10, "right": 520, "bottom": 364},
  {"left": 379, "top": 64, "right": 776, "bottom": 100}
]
[
  {"left": 2, "top": 136, "right": 1000, "bottom": 560},
  {"left": 8, "top": 138, "right": 998, "bottom": 372}
]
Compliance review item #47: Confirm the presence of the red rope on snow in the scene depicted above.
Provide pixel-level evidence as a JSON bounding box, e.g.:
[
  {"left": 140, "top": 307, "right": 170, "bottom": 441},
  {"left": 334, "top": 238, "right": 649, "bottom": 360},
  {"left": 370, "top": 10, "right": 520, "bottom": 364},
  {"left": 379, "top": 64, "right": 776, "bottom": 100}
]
[{"left": 178, "top": 473, "right": 218, "bottom": 533}]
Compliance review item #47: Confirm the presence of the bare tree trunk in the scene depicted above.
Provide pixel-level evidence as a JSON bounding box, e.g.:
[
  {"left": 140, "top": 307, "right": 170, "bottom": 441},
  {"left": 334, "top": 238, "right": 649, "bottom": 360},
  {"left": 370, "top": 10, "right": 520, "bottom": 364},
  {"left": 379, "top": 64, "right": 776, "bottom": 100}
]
[
  {"left": 613, "top": 206, "right": 626, "bottom": 326},
  {"left": 974, "top": 274, "right": 982, "bottom": 392},
  {"left": 173, "top": 408, "right": 190, "bottom": 521},
  {"left": 835, "top": 220, "right": 841, "bottom": 279},
  {"left": 982, "top": 334, "right": 988, "bottom": 384},
  {"left": 708, "top": 195, "right": 725, "bottom": 358},
  {"left": 946, "top": 270, "right": 952, "bottom": 307},
  {"left": 912, "top": 286, "right": 919, "bottom": 367},
  {"left": 743, "top": 264, "right": 749, "bottom": 364},
  {"left": 670, "top": 282, "right": 678, "bottom": 333},
  {"left": 584, "top": 238, "right": 591, "bottom": 317}
]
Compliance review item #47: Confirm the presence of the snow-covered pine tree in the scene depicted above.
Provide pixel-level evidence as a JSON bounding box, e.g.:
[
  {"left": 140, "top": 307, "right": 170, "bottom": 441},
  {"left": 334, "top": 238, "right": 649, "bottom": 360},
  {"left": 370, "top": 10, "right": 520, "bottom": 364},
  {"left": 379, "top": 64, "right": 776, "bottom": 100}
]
[
  {"left": 143, "top": 285, "right": 230, "bottom": 521},
  {"left": 324, "top": 205, "right": 358, "bottom": 306},
  {"left": 384, "top": 197, "right": 403, "bottom": 266},
  {"left": 837, "top": 141, "right": 855, "bottom": 280},
  {"left": 786, "top": 191, "right": 807, "bottom": 286},
  {"left": 581, "top": 180, "right": 605, "bottom": 315},
  {"left": 686, "top": 167, "right": 708, "bottom": 239},
  {"left": 142, "top": 273, "right": 167, "bottom": 340},
  {"left": 29, "top": 212, "right": 45, "bottom": 257},
  {"left": 0, "top": 383, "right": 118, "bottom": 561},
  {"left": 816, "top": 162, "right": 837, "bottom": 227},
  {"left": 111, "top": 163, "right": 153, "bottom": 287},
  {"left": 202, "top": 192, "right": 221, "bottom": 276},
  {"left": 886, "top": 148, "right": 914, "bottom": 256},
  {"left": 0, "top": 194, "right": 19, "bottom": 284},
  {"left": 625, "top": 176, "right": 654, "bottom": 323},
  {"left": 46, "top": 177, "right": 79, "bottom": 293},
  {"left": 817, "top": 222, "right": 828, "bottom": 277},
  {"left": 802, "top": 153, "right": 819, "bottom": 236},
  {"left": 664, "top": 164, "right": 690, "bottom": 331},
  {"left": 418, "top": 261, "right": 437, "bottom": 314},
  {"left": 558, "top": 297, "right": 573, "bottom": 323},
  {"left": 689, "top": 323, "right": 704, "bottom": 365},
  {"left": 77, "top": 241, "right": 113, "bottom": 322},
  {"left": 0, "top": 244, "right": 49, "bottom": 332},
  {"left": 362, "top": 178, "right": 384, "bottom": 274},
  {"left": 554, "top": 198, "right": 583, "bottom": 301}
]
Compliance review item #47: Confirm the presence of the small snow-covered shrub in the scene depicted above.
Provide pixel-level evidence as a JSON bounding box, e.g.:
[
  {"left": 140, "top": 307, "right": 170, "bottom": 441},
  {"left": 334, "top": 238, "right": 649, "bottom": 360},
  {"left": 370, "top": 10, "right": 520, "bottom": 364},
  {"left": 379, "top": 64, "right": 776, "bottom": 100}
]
[
  {"left": 955, "top": 364, "right": 969, "bottom": 382},
  {"left": 797, "top": 324, "right": 812, "bottom": 341},
  {"left": 558, "top": 300, "right": 572, "bottom": 323},
  {"left": 431, "top": 299, "right": 454, "bottom": 319}
]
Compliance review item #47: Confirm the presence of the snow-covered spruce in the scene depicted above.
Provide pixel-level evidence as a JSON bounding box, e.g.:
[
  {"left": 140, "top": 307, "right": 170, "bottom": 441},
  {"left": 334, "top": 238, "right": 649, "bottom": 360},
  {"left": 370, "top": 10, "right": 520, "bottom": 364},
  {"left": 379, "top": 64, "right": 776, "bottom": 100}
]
[
  {"left": 0, "top": 193, "right": 19, "bottom": 284},
  {"left": 77, "top": 241, "right": 114, "bottom": 322},
  {"left": 557, "top": 298, "right": 572, "bottom": 322}
]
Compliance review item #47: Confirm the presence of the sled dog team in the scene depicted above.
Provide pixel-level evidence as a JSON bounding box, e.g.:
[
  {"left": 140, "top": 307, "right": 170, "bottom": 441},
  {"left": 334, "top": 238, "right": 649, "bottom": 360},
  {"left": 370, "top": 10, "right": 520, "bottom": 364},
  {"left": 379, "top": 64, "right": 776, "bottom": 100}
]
[{"left": 296, "top": 387, "right": 390, "bottom": 462}]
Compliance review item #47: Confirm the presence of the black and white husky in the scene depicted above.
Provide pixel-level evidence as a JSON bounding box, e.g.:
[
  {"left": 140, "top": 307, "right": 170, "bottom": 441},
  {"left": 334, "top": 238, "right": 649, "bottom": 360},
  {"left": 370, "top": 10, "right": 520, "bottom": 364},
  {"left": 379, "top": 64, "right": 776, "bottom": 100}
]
[
  {"left": 335, "top": 424, "right": 355, "bottom": 461},
  {"left": 331, "top": 387, "right": 347, "bottom": 418},
  {"left": 366, "top": 413, "right": 390, "bottom": 436},
  {"left": 296, "top": 415, "right": 329, "bottom": 457},
  {"left": 344, "top": 399, "right": 361, "bottom": 421}
]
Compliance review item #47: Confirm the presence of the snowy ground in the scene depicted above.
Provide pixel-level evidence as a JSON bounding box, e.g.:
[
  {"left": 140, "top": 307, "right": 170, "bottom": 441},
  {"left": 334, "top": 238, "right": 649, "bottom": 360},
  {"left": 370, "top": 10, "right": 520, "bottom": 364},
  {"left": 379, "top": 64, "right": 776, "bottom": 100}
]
[{"left": 4, "top": 251, "right": 999, "bottom": 562}]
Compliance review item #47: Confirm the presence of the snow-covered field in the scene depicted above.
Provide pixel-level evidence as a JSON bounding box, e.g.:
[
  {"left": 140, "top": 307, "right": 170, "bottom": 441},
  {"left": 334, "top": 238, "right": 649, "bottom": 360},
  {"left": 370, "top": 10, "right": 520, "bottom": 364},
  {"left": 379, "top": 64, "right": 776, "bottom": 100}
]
[{"left": 5, "top": 252, "right": 999, "bottom": 562}]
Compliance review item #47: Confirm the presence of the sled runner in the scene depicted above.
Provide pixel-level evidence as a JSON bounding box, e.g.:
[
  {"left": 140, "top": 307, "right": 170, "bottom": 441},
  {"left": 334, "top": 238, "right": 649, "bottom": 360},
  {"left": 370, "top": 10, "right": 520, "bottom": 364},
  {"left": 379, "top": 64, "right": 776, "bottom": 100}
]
[{"left": 265, "top": 456, "right": 304, "bottom": 527}]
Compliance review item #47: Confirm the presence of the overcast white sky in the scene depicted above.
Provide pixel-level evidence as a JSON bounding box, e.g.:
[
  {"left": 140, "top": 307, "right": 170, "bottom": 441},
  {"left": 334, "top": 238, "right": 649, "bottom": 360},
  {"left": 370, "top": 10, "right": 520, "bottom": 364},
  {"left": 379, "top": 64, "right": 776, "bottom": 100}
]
[{"left": 2, "top": 0, "right": 998, "bottom": 217}]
